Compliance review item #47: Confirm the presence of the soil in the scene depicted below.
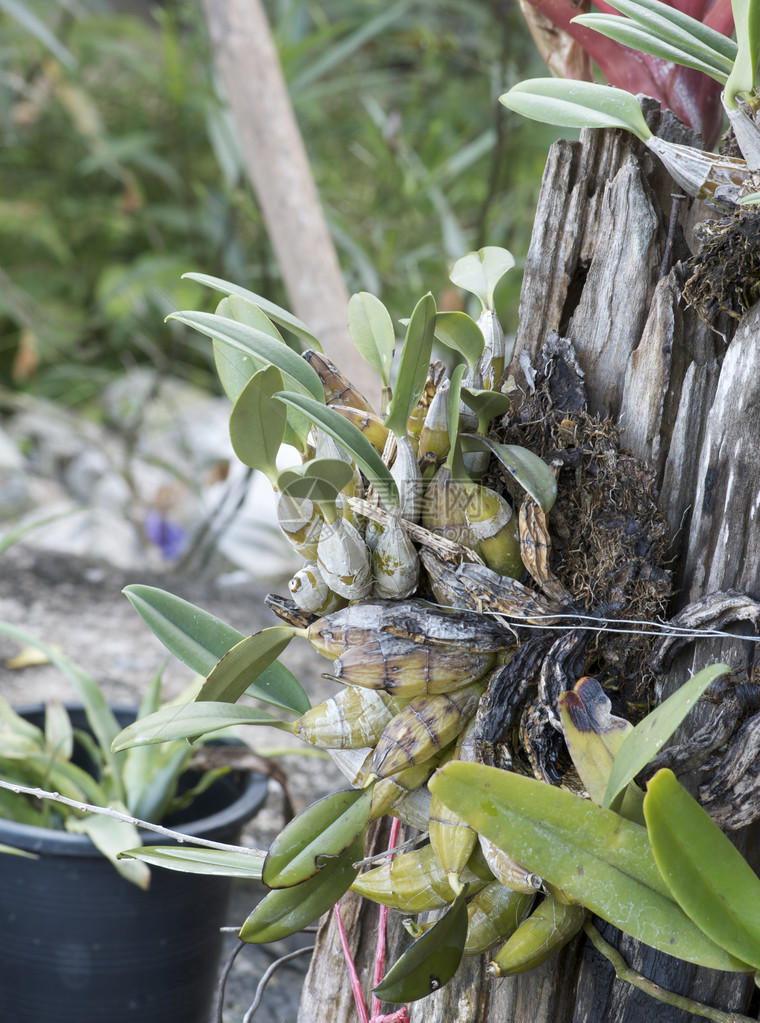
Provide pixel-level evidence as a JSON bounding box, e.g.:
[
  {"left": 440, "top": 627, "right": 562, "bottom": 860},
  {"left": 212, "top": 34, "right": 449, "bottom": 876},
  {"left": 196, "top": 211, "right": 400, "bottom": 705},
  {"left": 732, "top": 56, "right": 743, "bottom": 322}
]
[{"left": 0, "top": 543, "right": 346, "bottom": 1022}]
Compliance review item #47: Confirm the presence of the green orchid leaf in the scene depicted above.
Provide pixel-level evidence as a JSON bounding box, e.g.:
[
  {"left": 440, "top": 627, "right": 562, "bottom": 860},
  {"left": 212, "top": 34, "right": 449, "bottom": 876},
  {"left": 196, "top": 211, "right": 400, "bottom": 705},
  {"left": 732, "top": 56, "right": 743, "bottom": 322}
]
[
  {"left": 263, "top": 787, "right": 372, "bottom": 888},
  {"left": 460, "top": 387, "right": 512, "bottom": 432},
  {"left": 123, "top": 585, "right": 307, "bottom": 714},
  {"left": 384, "top": 292, "right": 437, "bottom": 438},
  {"left": 725, "top": 0, "right": 760, "bottom": 108},
  {"left": 739, "top": 191, "right": 760, "bottom": 205},
  {"left": 199, "top": 627, "right": 296, "bottom": 705},
  {"left": 278, "top": 457, "right": 354, "bottom": 517},
  {"left": 167, "top": 310, "right": 325, "bottom": 402},
  {"left": 240, "top": 830, "right": 365, "bottom": 943},
  {"left": 603, "top": 662, "right": 729, "bottom": 810},
  {"left": 111, "top": 702, "right": 290, "bottom": 753},
  {"left": 122, "top": 585, "right": 244, "bottom": 676},
  {"left": 213, "top": 296, "right": 309, "bottom": 451},
  {"left": 245, "top": 659, "right": 311, "bottom": 715},
  {"left": 601, "top": 0, "right": 737, "bottom": 61},
  {"left": 571, "top": 14, "right": 730, "bottom": 82},
  {"left": 305, "top": 458, "right": 356, "bottom": 493},
  {"left": 460, "top": 436, "right": 557, "bottom": 512},
  {"left": 449, "top": 247, "right": 515, "bottom": 310},
  {"left": 347, "top": 292, "right": 395, "bottom": 388},
  {"left": 373, "top": 884, "right": 469, "bottom": 1003},
  {"left": 67, "top": 811, "right": 150, "bottom": 889},
  {"left": 275, "top": 391, "right": 399, "bottom": 509},
  {"left": 228, "top": 366, "right": 287, "bottom": 481},
  {"left": 120, "top": 845, "right": 264, "bottom": 878},
  {"left": 500, "top": 79, "right": 654, "bottom": 143},
  {"left": 559, "top": 677, "right": 644, "bottom": 824},
  {"left": 181, "top": 272, "right": 321, "bottom": 350},
  {"left": 212, "top": 296, "right": 280, "bottom": 402},
  {"left": 429, "top": 762, "right": 749, "bottom": 972},
  {"left": 434, "top": 311, "right": 485, "bottom": 370},
  {"left": 645, "top": 769, "right": 760, "bottom": 968}
]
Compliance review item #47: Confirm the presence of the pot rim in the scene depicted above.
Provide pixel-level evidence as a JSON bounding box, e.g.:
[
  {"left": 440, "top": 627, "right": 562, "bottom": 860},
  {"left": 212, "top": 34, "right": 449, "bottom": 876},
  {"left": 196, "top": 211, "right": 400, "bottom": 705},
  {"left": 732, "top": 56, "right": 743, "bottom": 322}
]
[{"left": 0, "top": 703, "right": 268, "bottom": 857}]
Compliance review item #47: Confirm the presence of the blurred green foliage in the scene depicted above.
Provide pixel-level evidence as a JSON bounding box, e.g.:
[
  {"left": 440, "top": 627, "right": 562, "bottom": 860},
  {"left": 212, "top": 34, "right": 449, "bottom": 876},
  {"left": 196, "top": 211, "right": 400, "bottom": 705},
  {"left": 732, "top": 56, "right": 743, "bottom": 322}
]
[{"left": 0, "top": 0, "right": 555, "bottom": 407}]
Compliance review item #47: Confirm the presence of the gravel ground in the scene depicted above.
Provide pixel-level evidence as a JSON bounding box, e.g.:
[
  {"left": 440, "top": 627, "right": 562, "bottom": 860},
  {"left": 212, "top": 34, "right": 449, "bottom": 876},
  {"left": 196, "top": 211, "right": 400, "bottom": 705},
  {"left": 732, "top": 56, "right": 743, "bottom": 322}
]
[{"left": 0, "top": 544, "right": 346, "bottom": 1023}]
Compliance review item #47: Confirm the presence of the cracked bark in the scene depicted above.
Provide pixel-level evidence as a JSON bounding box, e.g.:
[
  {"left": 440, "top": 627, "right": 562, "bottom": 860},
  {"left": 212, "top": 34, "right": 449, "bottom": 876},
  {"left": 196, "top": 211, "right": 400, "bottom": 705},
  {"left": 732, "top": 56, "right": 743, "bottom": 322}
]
[{"left": 297, "top": 115, "right": 760, "bottom": 1023}]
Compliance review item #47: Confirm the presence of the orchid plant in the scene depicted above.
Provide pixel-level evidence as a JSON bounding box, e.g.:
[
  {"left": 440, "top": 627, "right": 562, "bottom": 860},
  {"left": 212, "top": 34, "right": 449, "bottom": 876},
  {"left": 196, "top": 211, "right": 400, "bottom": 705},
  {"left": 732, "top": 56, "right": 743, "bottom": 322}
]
[
  {"left": 519, "top": 0, "right": 736, "bottom": 146},
  {"left": 506, "top": 0, "right": 760, "bottom": 202}
]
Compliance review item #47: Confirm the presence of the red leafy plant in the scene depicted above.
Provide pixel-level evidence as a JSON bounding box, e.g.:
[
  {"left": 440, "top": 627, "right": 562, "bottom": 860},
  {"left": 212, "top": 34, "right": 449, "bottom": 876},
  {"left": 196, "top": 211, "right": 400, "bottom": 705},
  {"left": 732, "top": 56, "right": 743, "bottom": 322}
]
[{"left": 519, "top": 0, "right": 735, "bottom": 145}]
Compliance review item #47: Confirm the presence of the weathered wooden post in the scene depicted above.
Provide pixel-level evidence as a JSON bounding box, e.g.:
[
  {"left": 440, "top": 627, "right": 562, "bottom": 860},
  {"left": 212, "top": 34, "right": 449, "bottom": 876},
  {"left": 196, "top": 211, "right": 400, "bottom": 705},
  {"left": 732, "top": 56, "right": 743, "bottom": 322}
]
[{"left": 297, "top": 107, "right": 760, "bottom": 1023}]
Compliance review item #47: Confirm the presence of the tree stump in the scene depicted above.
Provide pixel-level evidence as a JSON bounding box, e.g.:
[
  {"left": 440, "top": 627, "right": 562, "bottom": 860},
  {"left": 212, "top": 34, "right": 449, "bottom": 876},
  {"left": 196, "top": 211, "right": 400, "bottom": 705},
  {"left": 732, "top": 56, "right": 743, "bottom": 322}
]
[{"left": 297, "top": 111, "right": 760, "bottom": 1023}]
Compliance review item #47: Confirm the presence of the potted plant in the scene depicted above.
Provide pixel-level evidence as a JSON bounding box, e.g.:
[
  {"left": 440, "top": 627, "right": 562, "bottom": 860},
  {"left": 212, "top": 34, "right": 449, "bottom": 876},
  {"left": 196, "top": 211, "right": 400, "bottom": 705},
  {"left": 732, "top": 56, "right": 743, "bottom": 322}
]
[{"left": 0, "top": 622, "right": 268, "bottom": 1023}]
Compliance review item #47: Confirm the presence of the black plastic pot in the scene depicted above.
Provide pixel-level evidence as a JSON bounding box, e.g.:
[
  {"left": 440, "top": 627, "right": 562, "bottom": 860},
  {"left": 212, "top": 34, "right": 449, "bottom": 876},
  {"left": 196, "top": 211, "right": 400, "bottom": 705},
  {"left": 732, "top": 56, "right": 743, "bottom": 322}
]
[{"left": 0, "top": 706, "right": 268, "bottom": 1023}]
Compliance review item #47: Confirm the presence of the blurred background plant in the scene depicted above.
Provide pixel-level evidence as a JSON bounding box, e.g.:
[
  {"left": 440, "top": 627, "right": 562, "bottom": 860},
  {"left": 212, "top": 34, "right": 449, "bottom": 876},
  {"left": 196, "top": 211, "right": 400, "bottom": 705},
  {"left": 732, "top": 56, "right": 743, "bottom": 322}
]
[{"left": 0, "top": 0, "right": 554, "bottom": 410}]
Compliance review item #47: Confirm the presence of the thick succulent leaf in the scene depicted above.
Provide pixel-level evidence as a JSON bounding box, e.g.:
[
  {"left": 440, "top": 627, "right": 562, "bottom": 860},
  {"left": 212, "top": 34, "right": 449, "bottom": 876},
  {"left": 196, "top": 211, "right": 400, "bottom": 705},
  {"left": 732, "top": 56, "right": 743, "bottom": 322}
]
[
  {"left": 119, "top": 845, "right": 264, "bottom": 878},
  {"left": 167, "top": 310, "right": 325, "bottom": 401},
  {"left": 430, "top": 762, "right": 748, "bottom": 971},
  {"left": 67, "top": 811, "right": 150, "bottom": 889},
  {"left": 111, "top": 701, "right": 289, "bottom": 752},
  {"left": 601, "top": 0, "right": 737, "bottom": 62},
  {"left": 239, "top": 831, "right": 365, "bottom": 943},
  {"left": 347, "top": 291, "right": 395, "bottom": 387},
  {"left": 739, "top": 191, "right": 760, "bottom": 205},
  {"left": 275, "top": 391, "right": 399, "bottom": 509},
  {"left": 263, "top": 787, "right": 372, "bottom": 888},
  {"left": 500, "top": 79, "right": 653, "bottom": 142},
  {"left": 181, "top": 272, "right": 321, "bottom": 350},
  {"left": 279, "top": 458, "right": 355, "bottom": 507},
  {"left": 384, "top": 292, "right": 437, "bottom": 438},
  {"left": 434, "top": 311, "right": 485, "bottom": 370},
  {"left": 460, "top": 436, "right": 557, "bottom": 511},
  {"left": 725, "top": 0, "right": 760, "bottom": 108},
  {"left": 373, "top": 884, "right": 469, "bottom": 1003},
  {"left": 123, "top": 585, "right": 244, "bottom": 675},
  {"left": 603, "top": 662, "right": 729, "bottom": 810},
  {"left": 559, "top": 677, "right": 636, "bottom": 806},
  {"left": 645, "top": 769, "right": 760, "bottom": 968},
  {"left": 198, "top": 627, "right": 296, "bottom": 705},
  {"left": 449, "top": 247, "right": 515, "bottom": 310},
  {"left": 571, "top": 14, "right": 729, "bottom": 82},
  {"left": 228, "top": 366, "right": 287, "bottom": 480}
]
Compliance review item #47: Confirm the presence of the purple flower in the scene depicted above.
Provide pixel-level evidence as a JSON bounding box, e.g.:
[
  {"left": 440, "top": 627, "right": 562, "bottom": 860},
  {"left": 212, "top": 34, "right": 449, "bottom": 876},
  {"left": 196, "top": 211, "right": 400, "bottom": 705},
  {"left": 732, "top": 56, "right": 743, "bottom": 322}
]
[{"left": 144, "top": 510, "right": 188, "bottom": 560}]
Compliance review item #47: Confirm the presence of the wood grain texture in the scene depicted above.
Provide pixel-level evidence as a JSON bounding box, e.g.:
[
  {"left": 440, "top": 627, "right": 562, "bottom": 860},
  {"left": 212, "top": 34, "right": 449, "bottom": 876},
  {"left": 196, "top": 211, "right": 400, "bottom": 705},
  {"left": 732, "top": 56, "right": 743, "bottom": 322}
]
[{"left": 296, "top": 117, "right": 760, "bottom": 1022}]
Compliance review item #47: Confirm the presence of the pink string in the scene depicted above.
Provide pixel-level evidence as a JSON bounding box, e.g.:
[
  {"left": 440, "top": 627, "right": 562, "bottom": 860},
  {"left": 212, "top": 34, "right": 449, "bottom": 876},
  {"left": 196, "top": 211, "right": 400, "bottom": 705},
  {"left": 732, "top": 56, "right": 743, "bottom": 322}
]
[
  {"left": 335, "top": 816, "right": 410, "bottom": 1023},
  {"left": 335, "top": 901, "right": 370, "bottom": 1023}
]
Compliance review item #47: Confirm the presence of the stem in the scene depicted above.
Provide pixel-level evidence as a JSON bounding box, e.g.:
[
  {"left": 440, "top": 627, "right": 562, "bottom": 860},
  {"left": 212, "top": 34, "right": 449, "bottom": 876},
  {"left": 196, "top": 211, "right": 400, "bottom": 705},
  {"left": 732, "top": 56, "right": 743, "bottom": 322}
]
[
  {"left": 0, "top": 778, "right": 267, "bottom": 857},
  {"left": 583, "top": 921, "right": 756, "bottom": 1023}
]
